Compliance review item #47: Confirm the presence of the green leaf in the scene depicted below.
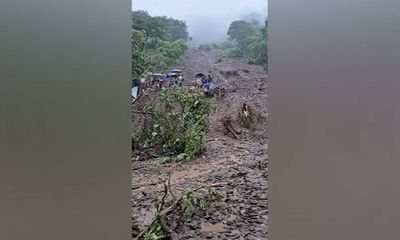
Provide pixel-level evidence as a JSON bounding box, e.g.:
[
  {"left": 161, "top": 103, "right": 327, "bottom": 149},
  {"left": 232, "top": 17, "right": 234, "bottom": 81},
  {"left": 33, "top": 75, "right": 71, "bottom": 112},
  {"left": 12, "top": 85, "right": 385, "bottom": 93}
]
[
  {"left": 154, "top": 156, "right": 171, "bottom": 164},
  {"left": 176, "top": 153, "right": 187, "bottom": 161}
]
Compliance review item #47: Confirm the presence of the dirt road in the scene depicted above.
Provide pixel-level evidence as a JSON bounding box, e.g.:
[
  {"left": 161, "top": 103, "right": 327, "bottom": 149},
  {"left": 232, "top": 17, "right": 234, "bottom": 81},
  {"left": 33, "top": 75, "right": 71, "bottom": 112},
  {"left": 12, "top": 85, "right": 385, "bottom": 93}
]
[{"left": 132, "top": 47, "right": 268, "bottom": 239}]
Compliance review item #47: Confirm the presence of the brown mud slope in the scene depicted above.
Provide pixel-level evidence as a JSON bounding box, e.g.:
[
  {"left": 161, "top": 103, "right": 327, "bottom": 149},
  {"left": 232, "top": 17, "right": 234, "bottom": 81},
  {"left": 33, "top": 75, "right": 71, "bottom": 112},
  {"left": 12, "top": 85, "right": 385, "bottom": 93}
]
[{"left": 132, "top": 48, "right": 268, "bottom": 240}]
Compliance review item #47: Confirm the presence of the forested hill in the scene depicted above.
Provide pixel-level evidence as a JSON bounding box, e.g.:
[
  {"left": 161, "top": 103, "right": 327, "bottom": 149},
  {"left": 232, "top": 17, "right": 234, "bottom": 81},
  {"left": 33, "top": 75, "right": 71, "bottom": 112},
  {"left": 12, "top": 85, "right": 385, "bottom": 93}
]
[{"left": 131, "top": 10, "right": 190, "bottom": 80}]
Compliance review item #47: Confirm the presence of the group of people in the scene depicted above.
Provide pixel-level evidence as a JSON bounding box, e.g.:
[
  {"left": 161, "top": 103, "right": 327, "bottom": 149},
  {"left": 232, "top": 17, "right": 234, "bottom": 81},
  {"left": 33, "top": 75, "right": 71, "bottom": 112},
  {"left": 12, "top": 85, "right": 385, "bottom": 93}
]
[
  {"left": 197, "top": 74, "right": 214, "bottom": 92},
  {"left": 131, "top": 71, "right": 186, "bottom": 98},
  {"left": 167, "top": 73, "right": 185, "bottom": 87},
  {"left": 158, "top": 72, "right": 185, "bottom": 89},
  {"left": 132, "top": 71, "right": 215, "bottom": 99}
]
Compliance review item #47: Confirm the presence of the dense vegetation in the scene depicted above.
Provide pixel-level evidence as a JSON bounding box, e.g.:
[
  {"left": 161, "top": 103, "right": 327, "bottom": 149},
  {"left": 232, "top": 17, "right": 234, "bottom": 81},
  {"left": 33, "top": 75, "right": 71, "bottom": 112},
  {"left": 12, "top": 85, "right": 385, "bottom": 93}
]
[
  {"left": 132, "top": 11, "right": 189, "bottom": 80},
  {"left": 227, "top": 18, "right": 268, "bottom": 66},
  {"left": 137, "top": 88, "right": 211, "bottom": 163},
  {"left": 198, "top": 18, "right": 268, "bottom": 68}
]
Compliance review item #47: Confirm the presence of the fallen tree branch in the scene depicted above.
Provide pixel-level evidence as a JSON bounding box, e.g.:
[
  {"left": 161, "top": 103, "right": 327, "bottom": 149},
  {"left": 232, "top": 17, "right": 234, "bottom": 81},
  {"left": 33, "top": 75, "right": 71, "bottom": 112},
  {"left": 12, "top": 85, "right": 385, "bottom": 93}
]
[
  {"left": 176, "top": 183, "right": 224, "bottom": 192},
  {"left": 134, "top": 177, "right": 223, "bottom": 240},
  {"left": 222, "top": 117, "right": 242, "bottom": 140},
  {"left": 224, "top": 121, "right": 239, "bottom": 139},
  {"left": 132, "top": 91, "right": 143, "bottom": 104},
  {"left": 134, "top": 190, "right": 184, "bottom": 240},
  {"left": 157, "top": 178, "right": 169, "bottom": 212},
  {"left": 167, "top": 173, "right": 175, "bottom": 199}
]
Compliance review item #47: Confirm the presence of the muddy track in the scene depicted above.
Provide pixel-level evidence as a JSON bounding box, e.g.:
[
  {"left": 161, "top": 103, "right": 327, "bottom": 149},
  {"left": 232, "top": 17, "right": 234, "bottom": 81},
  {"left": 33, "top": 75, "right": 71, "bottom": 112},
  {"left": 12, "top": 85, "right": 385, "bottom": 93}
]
[{"left": 132, "top": 48, "right": 268, "bottom": 240}]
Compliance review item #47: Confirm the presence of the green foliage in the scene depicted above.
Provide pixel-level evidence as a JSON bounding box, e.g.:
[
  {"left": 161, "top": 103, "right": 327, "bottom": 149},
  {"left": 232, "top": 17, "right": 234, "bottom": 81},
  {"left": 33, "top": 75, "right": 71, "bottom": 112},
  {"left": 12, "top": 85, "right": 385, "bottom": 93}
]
[
  {"left": 261, "top": 19, "right": 268, "bottom": 39},
  {"left": 140, "top": 88, "right": 211, "bottom": 162},
  {"left": 227, "top": 20, "right": 257, "bottom": 54},
  {"left": 220, "top": 40, "right": 235, "bottom": 50},
  {"left": 143, "top": 216, "right": 167, "bottom": 240},
  {"left": 224, "top": 18, "right": 268, "bottom": 68},
  {"left": 153, "top": 39, "right": 188, "bottom": 65},
  {"left": 181, "top": 187, "right": 222, "bottom": 217},
  {"left": 181, "top": 192, "right": 207, "bottom": 216},
  {"left": 207, "top": 187, "right": 222, "bottom": 203},
  {"left": 144, "top": 186, "right": 222, "bottom": 239},
  {"left": 164, "top": 18, "right": 190, "bottom": 41},
  {"left": 154, "top": 156, "right": 172, "bottom": 164},
  {"left": 247, "top": 36, "right": 268, "bottom": 66},
  {"left": 132, "top": 11, "right": 189, "bottom": 80},
  {"left": 132, "top": 10, "right": 167, "bottom": 39},
  {"left": 132, "top": 10, "right": 189, "bottom": 42},
  {"left": 132, "top": 29, "right": 147, "bottom": 80},
  {"left": 224, "top": 48, "right": 243, "bottom": 58}
]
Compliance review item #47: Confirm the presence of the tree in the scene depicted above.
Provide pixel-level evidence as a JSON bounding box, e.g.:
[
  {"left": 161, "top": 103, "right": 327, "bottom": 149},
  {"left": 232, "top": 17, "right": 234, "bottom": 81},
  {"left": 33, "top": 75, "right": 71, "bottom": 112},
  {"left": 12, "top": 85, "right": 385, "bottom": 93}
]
[
  {"left": 227, "top": 20, "right": 257, "bottom": 56},
  {"left": 132, "top": 29, "right": 147, "bottom": 80},
  {"left": 225, "top": 18, "right": 268, "bottom": 68},
  {"left": 132, "top": 10, "right": 166, "bottom": 39},
  {"left": 132, "top": 11, "right": 189, "bottom": 79},
  {"left": 132, "top": 11, "right": 189, "bottom": 42},
  {"left": 261, "top": 19, "right": 268, "bottom": 39},
  {"left": 164, "top": 18, "right": 190, "bottom": 41},
  {"left": 248, "top": 36, "right": 267, "bottom": 66}
]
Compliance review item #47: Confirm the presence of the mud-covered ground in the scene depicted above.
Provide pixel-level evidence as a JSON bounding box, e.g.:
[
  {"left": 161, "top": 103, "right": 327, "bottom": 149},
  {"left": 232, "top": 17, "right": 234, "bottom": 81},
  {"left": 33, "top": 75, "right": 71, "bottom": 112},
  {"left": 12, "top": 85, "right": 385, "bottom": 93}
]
[{"left": 132, "top": 48, "right": 268, "bottom": 240}]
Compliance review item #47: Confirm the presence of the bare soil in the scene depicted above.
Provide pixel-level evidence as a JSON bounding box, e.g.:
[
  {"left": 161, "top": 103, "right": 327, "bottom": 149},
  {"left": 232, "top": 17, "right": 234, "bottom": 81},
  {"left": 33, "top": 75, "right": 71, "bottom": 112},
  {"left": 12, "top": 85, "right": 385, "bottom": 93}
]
[{"left": 132, "top": 48, "right": 268, "bottom": 240}]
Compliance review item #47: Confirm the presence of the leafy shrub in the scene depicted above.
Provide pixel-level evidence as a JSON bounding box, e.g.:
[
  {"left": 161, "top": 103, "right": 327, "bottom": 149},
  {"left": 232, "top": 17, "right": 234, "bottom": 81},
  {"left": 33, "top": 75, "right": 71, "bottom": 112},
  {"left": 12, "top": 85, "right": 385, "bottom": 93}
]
[
  {"left": 140, "top": 88, "right": 211, "bottom": 162},
  {"left": 247, "top": 36, "right": 267, "bottom": 66}
]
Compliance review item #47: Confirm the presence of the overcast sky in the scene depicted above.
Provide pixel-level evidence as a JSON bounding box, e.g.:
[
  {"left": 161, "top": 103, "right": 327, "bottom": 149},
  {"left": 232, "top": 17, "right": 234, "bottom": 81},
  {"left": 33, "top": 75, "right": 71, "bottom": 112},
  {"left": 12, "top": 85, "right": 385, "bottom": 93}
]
[{"left": 132, "top": 0, "right": 268, "bottom": 43}]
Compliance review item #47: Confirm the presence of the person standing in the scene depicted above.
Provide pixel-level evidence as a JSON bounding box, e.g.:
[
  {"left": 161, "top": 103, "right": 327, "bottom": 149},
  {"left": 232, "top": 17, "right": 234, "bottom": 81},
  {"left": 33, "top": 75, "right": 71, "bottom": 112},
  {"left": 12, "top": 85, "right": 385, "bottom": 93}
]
[
  {"left": 207, "top": 74, "right": 213, "bottom": 83},
  {"left": 132, "top": 78, "right": 139, "bottom": 98},
  {"left": 139, "top": 75, "right": 146, "bottom": 91},
  {"left": 178, "top": 74, "right": 184, "bottom": 86},
  {"left": 162, "top": 72, "right": 169, "bottom": 88}
]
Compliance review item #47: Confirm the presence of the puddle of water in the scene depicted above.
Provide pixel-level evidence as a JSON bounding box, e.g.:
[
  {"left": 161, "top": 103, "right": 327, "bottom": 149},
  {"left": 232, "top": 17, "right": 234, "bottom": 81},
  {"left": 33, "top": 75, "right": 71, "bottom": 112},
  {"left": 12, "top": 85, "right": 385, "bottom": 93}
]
[{"left": 200, "top": 223, "right": 225, "bottom": 233}]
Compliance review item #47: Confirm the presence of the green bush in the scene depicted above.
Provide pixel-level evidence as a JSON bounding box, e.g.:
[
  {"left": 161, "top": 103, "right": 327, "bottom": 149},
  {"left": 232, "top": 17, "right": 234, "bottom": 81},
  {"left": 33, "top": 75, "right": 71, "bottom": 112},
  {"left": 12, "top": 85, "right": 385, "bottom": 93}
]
[
  {"left": 248, "top": 36, "right": 267, "bottom": 66},
  {"left": 141, "top": 88, "right": 211, "bottom": 162}
]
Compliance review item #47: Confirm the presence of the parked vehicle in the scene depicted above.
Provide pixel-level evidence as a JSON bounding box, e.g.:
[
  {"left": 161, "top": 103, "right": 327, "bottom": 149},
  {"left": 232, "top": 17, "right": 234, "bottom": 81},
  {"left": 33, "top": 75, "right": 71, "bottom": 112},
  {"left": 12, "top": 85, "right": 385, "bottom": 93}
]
[{"left": 170, "top": 69, "right": 182, "bottom": 75}]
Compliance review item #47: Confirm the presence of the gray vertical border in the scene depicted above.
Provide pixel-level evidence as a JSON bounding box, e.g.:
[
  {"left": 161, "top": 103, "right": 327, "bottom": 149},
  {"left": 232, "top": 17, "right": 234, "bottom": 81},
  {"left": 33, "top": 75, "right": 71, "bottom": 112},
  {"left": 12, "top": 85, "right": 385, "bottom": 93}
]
[
  {"left": 269, "top": 0, "right": 400, "bottom": 239},
  {"left": 0, "top": 0, "right": 132, "bottom": 239}
]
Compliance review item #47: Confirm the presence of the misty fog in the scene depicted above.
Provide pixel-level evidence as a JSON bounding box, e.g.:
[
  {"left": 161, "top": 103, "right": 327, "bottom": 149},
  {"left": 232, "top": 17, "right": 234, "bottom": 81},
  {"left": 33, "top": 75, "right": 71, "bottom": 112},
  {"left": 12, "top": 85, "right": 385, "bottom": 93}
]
[{"left": 132, "top": 0, "right": 268, "bottom": 44}]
